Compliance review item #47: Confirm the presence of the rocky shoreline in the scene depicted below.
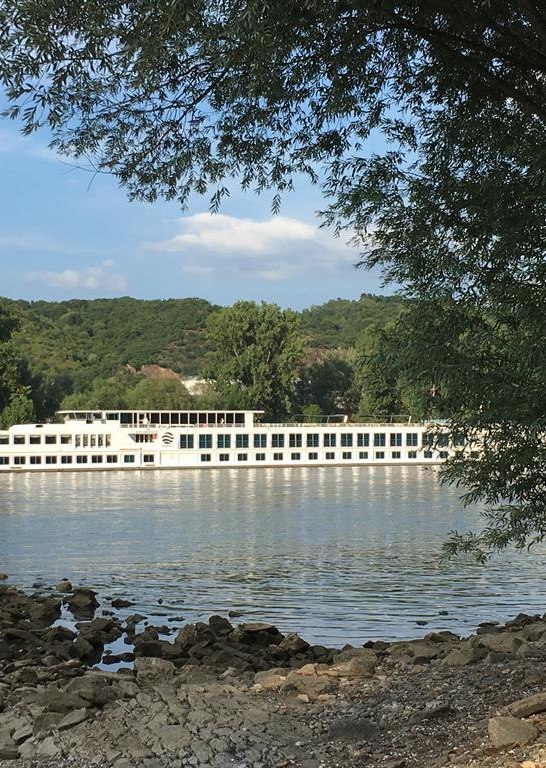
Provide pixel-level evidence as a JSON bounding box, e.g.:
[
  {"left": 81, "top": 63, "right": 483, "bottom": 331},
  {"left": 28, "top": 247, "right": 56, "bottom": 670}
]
[{"left": 2, "top": 576, "right": 546, "bottom": 767}]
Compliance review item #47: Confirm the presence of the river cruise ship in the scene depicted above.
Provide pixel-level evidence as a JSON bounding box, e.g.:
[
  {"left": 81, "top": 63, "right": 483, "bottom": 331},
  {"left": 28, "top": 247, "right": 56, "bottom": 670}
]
[{"left": 0, "top": 409, "right": 449, "bottom": 472}]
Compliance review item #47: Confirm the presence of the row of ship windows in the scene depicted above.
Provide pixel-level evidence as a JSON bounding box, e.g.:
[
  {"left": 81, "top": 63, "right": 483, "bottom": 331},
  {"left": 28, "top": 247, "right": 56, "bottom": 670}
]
[
  {"left": 180, "top": 432, "right": 439, "bottom": 450},
  {"left": 0, "top": 434, "right": 111, "bottom": 447},
  {"left": 0, "top": 450, "right": 449, "bottom": 466}
]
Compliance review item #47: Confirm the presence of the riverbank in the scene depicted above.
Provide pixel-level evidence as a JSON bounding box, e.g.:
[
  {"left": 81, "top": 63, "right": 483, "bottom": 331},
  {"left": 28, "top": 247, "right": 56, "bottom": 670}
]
[{"left": 2, "top": 577, "right": 546, "bottom": 768}]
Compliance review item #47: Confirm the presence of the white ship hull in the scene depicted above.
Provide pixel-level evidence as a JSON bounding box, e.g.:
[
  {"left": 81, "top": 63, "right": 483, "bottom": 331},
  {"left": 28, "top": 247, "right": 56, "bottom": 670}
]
[{"left": 0, "top": 409, "right": 448, "bottom": 473}]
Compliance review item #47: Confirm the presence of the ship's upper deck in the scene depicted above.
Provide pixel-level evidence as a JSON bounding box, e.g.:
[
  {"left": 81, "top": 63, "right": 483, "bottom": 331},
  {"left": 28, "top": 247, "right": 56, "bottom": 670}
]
[{"left": 57, "top": 409, "right": 263, "bottom": 428}]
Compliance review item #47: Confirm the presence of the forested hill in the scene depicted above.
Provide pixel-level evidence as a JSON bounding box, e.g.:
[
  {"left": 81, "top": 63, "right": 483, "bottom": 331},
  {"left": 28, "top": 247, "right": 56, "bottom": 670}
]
[{"left": 0, "top": 293, "right": 403, "bottom": 390}]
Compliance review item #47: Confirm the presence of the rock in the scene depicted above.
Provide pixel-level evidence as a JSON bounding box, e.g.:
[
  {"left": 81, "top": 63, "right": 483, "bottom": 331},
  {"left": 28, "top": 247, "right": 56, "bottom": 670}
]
[
  {"left": 442, "top": 646, "right": 487, "bottom": 667},
  {"left": 32, "top": 713, "right": 63, "bottom": 737},
  {"left": 11, "top": 724, "right": 32, "bottom": 744},
  {"left": 232, "top": 622, "right": 284, "bottom": 646},
  {"left": 134, "top": 657, "right": 176, "bottom": 680},
  {"left": 208, "top": 615, "right": 233, "bottom": 636},
  {"left": 478, "top": 633, "right": 522, "bottom": 654},
  {"left": 64, "top": 587, "right": 99, "bottom": 619},
  {"left": 279, "top": 633, "right": 310, "bottom": 655},
  {"left": 327, "top": 654, "right": 378, "bottom": 678},
  {"left": 253, "top": 669, "right": 289, "bottom": 690},
  {"left": 228, "top": 610, "right": 243, "bottom": 618},
  {"left": 0, "top": 573, "right": 8, "bottom": 581},
  {"left": 111, "top": 598, "right": 134, "bottom": 609},
  {"left": 64, "top": 675, "right": 117, "bottom": 707},
  {"left": 0, "top": 746, "right": 19, "bottom": 759},
  {"left": 505, "top": 692, "right": 546, "bottom": 718},
  {"left": 488, "top": 715, "right": 539, "bottom": 748},
  {"left": 56, "top": 580, "right": 72, "bottom": 593},
  {"left": 58, "top": 708, "right": 89, "bottom": 731}
]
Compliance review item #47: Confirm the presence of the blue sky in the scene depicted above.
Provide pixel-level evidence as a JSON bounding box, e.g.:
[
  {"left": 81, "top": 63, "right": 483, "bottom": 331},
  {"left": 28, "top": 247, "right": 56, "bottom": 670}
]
[{"left": 0, "top": 119, "right": 388, "bottom": 310}]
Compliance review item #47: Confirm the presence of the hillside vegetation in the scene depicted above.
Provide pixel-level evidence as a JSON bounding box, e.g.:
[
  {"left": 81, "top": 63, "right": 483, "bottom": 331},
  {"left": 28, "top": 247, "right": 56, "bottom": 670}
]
[{"left": 0, "top": 293, "right": 404, "bottom": 420}]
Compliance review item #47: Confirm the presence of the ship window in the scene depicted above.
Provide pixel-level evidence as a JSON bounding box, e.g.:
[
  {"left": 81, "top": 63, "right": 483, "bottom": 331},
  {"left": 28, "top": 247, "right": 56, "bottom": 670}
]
[
  {"left": 106, "top": 435, "right": 111, "bottom": 447},
  {"left": 0, "top": 436, "right": 8, "bottom": 445},
  {"left": 120, "top": 413, "right": 132, "bottom": 425},
  {"left": 272, "top": 434, "right": 284, "bottom": 448},
  {"left": 217, "top": 434, "right": 231, "bottom": 449},
  {"left": 342, "top": 452, "right": 352, "bottom": 460},
  {"left": 200, "top": 454, "right": 211, "bottom": 462},
  {"left": 235, "top": 414, "right": 244, "bottom": 424},
  {"left": 306, "top": 433, "right": 319, "bottom": 448},
  {"left": 406, "top": 433, "right": 418, "bottom": 447},
  {"left": 392, "top": 451, "right": 401, "bottom": 459},
  {"left": 30, "top": 456, "right": 42, "bottom": 465},
  {"left": 190, "top": 414, "right": 198, "bottom": 425},
  {"left": 439, "top": 450, "right": 448, "bottom": 459},
  {"left": 75, "top": 435, "right": 81, "bottom": 447},
  {"left": 61, "top": 435, "right": 71, "bottom": 445},
  {"left": 219, "top": 454, "right": 230, "bottom": 462},
  {"left": 341, "top": 434, "right": 353, "bottom": 447},
  {"left": 254, "top": 434, "right": 267, "bottom": 448},
  {"left": 424, "top": 450, "right": 433, "bottom": 459},
  {"left": 171, "top": 413, "right": 180, "bottom": 425},
  {"left": 359, "top": 451, "right": 368, "bottom": 460},
  {"left": 390, "top": 433, "right": 402, "bottom": 447},
  {"left": 236, "top": 434, "right": 249, "bottom": 449},
  {"left": 290, "top": 452, "right": 301, "bottom": 460},
  {"left": 90, "top": 435, "right": 96, "bottom": 447},
  {"left": 237, "top": 453, "right": 248, "bottom": 461},
  {"left": 256, "top": 453, "right": 266, "bottom": 461},
  {"left": 375, "top": 451, "right": 385, "bottom": 459},
  {"left": 143, "top": 454, "right": 154, "bottom": 463},
  {"left": 45, "top": 435, "right": 57, "bottom": 445},
  {"left": 180, "top": 435, "right": 194, "bottom": 449},
  {"left": 97, "top": 435, "right": 104, "bottom": 447},
  {"left": 150, "top": 413, "right": 160, "bottom": 425},
  {"left": 83, "top": 435, "right": 89, "bottom": 447},
  {"left": 14, "top": 456, "right": 26, "bottom": 465},
  {"left": 92, "top": 455, "right": 103, "bottom": 464},
  {"left": 324, "top": 434, "right": 336, "bottom": 447},
  {"left": 374, "top": 433, "right": 386, "bottom": 447},
  {"left": 225, "top": 413, "right": 234, "bottom": 425},
  {"left": 46, "top": 456, "right": 57, "bottom": 465},
  {"left": 325, "top": 452, "right": 335, "bottom": 460},
  {"left": 423, "top": 433, "right": 434, "bottom": 447},
  {"left": 357, "top": 433, "right": 370, "bottom": 447},
  {"left": 13, "top": 436, "right": 25, "bottom": 445},
  {"left": 309, "top": 452, "right": 318, "bottom": 460},
  {"left": 199, "top": 434, "right": 212, "bottom": 449},
  {"left": 107, "top": 455, "right": 118, "bottom": 464},
  {"left": 106, "top": 413, "right": 119, "bottom": 421},
  {"left": 179, "top": 413, "right": 189, "bottom": 425},
  {"left": 273, "top": 452, "right": 283, "bottom": 461},
  {"left": 123, "top": 455, "right": 135, "bottom": 463},
  {"left": 0, "top": 457, "right": 9, "bottom": 465},
  {"left": 289, "top": 434, "right": 302, "bottom": 448},
  {"left": 408, "top": 451, "right": 417, "bottom": 459},
  {"left": 30, "top": 436, "right": 41, "bottom": 445},
  {"left": 161, "top": 413, "right": 170, "bottom": 425},
  {"left": 77, "top": 456, "right": 88, "bottom": 464},
  {"left": 61, "top": 456, "right": 73, "bottom": 464}
]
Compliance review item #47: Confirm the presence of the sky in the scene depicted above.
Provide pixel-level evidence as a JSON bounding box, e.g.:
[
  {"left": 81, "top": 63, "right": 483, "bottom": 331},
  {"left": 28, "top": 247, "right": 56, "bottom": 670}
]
[{"left": 0, "top": 119, "right": 389, "bottom": 310}]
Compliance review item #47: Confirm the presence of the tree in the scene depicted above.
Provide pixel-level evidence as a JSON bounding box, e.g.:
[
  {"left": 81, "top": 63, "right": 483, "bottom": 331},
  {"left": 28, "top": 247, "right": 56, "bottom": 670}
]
[
  {"left": 2, "top": 1, "right": 546, "bottom": 555},
  {"left": 0, "top": 308, "right": 35, "bottom": 428},
  {"left": 296, "top": 353, "right": 360, "bottom": 416},
  {"left": 125, "top": 377, "right": 194, "bottom": 410},
  {"left": 204, "top": 301, "right": 303, "bottom": 418}
]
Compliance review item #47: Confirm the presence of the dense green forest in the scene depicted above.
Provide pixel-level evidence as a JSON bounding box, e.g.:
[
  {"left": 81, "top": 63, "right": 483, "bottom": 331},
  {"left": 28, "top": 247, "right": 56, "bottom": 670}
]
[{"left": 0, "top": 293, "right": 404, "bottom": 423}]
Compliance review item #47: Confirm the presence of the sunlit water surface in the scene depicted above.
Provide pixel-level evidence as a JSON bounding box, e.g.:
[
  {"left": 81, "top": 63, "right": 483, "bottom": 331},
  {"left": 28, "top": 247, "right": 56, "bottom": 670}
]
[{"left": 0, "top": 466, "right": 544, "bottom": 645}]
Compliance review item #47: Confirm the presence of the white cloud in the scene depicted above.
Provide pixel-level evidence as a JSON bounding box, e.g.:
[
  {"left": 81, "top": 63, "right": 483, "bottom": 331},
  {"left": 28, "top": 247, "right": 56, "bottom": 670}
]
[
  {"left": 0, "top": 233, "right": 64, "bottom": 252},
  {"left": 144, "top": 212, "right": 356, "bottom": 282},
  {"left": 26, "top": 260, "right": 127, "bottom": 293}
]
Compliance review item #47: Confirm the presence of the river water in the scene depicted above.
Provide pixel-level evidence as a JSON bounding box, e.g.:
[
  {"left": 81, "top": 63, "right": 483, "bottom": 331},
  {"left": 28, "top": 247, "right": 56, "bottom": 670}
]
[{"left": 0, "top": 465, "right": 544, "bottom": 645}]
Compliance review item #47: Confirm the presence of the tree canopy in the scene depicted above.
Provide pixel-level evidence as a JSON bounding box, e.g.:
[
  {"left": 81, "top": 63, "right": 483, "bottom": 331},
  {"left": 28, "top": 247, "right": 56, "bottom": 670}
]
[
  {"left": 204, "top": 301, "right": 303, "bottom": 418},
  {"left": 2, "top": 1, "right": 546, "bottom": 555}
]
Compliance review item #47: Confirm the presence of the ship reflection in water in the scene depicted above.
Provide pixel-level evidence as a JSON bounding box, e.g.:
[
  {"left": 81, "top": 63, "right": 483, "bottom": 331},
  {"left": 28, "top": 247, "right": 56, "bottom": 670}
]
[{"left": 0, "top": 466, "right": 544, "bottom": 645}]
